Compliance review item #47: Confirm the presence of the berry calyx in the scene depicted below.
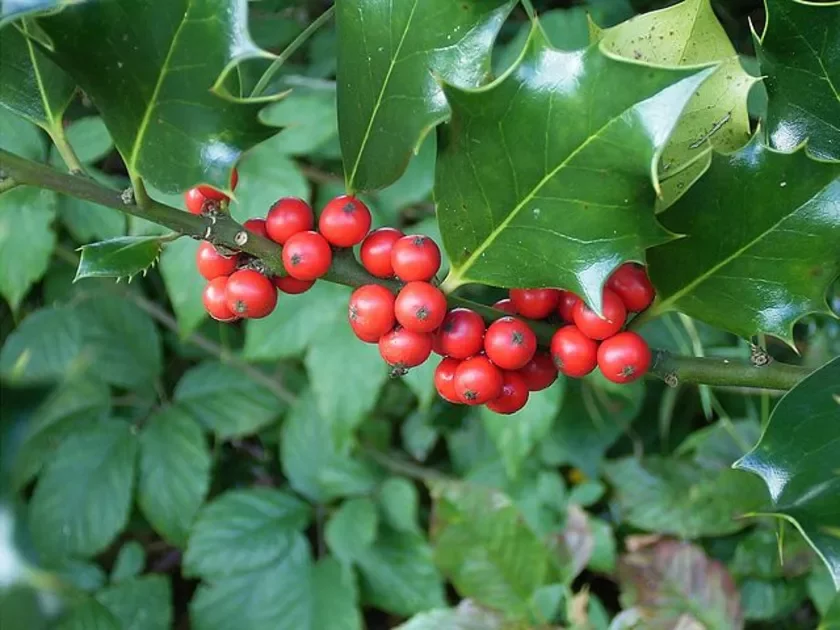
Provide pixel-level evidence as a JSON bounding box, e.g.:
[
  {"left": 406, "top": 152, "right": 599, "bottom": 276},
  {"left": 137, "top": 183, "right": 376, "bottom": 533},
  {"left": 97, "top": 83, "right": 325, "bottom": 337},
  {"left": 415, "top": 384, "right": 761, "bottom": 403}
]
[
  {"left": 572, "top": 289, "right": 627, "bottom": 340},
  {"left": 319, "top": 195, "right": 372, "bottom": 247},
  {"left": 550, "top": 325, "right": 598, "bottom": 378},
  {"left": 203, "top": 277, "right": 238, "bottom": 322},
  {"left": 453, "top": 355, "right": 504, "bottom": 405},
  {"left": 434, "top": 308, "right": 485, "bottom": 359},
  {"left": 196, "top": 167, "right": 239, "bottom": 201},
  {"left": 266, "top": 197, "right": 314, "bottom": 245},
  {"left": 273, "top": 276, "right": 315, "bottom": 295},
  {"left": 492, "top": 298, "right": 518, "bottom": 315},
  {"left": 225, "top": 269, "right": 277, "bottom": 319},
  {"left": 282, "top": 231, "right": 332, "bottom": 281},
  {"left": 349, "top": 284, "right": 396, "bottom": 343},
  {"left": 379, "top": 327, "right": 433, "bottom": 372},
  {"left": 518, "top": 352, "right": 557, "bottom": 391},
  {"left": 394, "top": 281, "right": 447, "bottom": 334},
  {"left": 391, "top": 235, "right": 441, "bottom": 282},
  {"left": 360, "top": 227, "right": 404, "bottom": 278},
  {"left": 557, "top": 290, "right": 581, "bottom": 322},
  {"left": 185, "top": 188, "right": 209, "bottom": 215},
  {"left": 484, "top": 316, "right": 537, "bottom": 370},
  {"left": 195, "top": 241, "right": 238, "bottom": 281},
  {"left": 434, "top": 357, "right": 461, "bottom": 404},
  {"left": 597, "top": 332, "right": 652, "bottom": 384},
  {"left": 607, "top": 263, "right": 655, "bottom": 312},
  {"left": 242, "top": 218, "right": 268, "bottom": 238},
  {"left": 486, "top": 371, "right": 529, "bottom": 415},
  {"left": 509, "top": 288, "right": 560, "bottom": 319}
]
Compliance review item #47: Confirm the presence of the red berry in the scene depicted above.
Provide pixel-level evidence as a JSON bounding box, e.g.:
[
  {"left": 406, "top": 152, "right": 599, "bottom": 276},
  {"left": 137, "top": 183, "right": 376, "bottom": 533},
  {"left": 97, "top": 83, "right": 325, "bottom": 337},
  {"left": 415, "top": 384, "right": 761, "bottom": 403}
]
[
  {"left": 486, "top": 371, "right": 529, "bottom": 415},
  {"left": 225, "top": 269, "right": 277, "bottom": 319},
  {"left": 492, "top": 298, "right": 518, "bottom": 315},
  {"left": 273, "top": 276, "right": 315, "bottom": 295},
  {"left": 454, "top": 355, "right": 504, "bottom": 405},
  {"left": 196, "top": 241, "right": 239, "bottom": 281},
  {"left": 360, "top": 227, "right": 403, "bottom": 278},
  {"left": 196, "top": 167, "right": 239, "bottom": 201},
  {"left": 185, "top": 188, "right": 208, "bottom": 215},
  {"left": 243, "top": 218, "right": 268, "bottom": 239},
  {"left": 203, "top": 277, "right": 238, "bottom": 322},
  {"left": 597, "top": 332, "right": 651, "bottom": 384},
  {"left": 319, "top": 195, "right": 372, "bottom": 248},
  {"left": 434, "top": 308, "right": 485, "bottom": 359},
  {"left": 550, "top": 325, "right": 598, "bottom": 378},
  {"left": 572, "top": 289, "right": 627, "bottom": 340},
  {"left": 509, "top": 288, "right": 560, "bottom": 319},
  {"left": 379, "top": 327, "right": 433, "bottom": 370},
  {"left": 282, "top": 231, "right": 332, "bottom": 281},
  {"left": 557, "top": 290, "right": 581, "bottom": 322},
  {"left": 518, "top": 352, "right": 557, "bottom": 391},
  {"left": 391, "top": 235, "right": 441, "bottom": 282},
  {"left": 266, "top": 198, "right": 314, "bottom": 244},
  {"left": 349, "top": 285, "right": 396, "bottom": 343},
  {"left": 394, "top": 281, "right": 447, "bottom": 334},
  {"left": 434, "top": 357, "right": 461, "bottom": 404},
  {"left": 484, "top": 317, "right": 537, "bottom": 370},
  {"left": 607, "top": 263, "right": 655, "bottom": 312}
]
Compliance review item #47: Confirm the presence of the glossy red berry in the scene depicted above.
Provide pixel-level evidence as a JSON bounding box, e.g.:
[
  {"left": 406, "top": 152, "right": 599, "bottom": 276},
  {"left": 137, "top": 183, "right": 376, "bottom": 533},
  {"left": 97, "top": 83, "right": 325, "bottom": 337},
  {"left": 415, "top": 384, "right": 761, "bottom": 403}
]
[
  {"left": 484, "top": 317, "right": 537, "bottom": 370},
  {"left": 319, "top": 195, "right": 372, "bottom": 247},
  {"left": 597, "top": 332, "right": 652, "bottom": 384},
  {"left": 360, "top": 227, "right": 404, "bottom": 278},
  {"left": 557, "top": 290, "right": 581, "bottom": 322},
  {"left": 607, "top": 263, "right": 655, "bottom": 312},
  {"left": 283, "top": 231, "right": 332, "bottom": 281},
  {"left": 509, "top": 288, "right": 560, "bottom": 320},
  {"left": 266, "top": 198, "right": 314, "bottom": 245},
  {"left": 196, "top": 241, "right": 238, "bottom": 280},
  {"left": 572, "top": 289, "right": 627, "bottom": 340},
  {"left": 379, "top": 327, "right": 433, "bottom": 370},
  {"left": 185, "top": 188, "right": 209, "bottom": 215},
  {"left": 487, "top": 371, "right": 530, "bottom": 415},
  {"left": 225, "top": 269, "right": 277, "bottom": 319},
  {"left": 394, "top": 281, "right": 447, "bottom": 334},
  {"left": 196, "top": 167, "right": 239, "bottom": 201},
  {"left": 454, "top": 356, "right": 504, "bottom": 405},
  {"left": 492, "top": 298, "right": 518, "bottom": 315},
  {"left": 243, "top": 218, "right": 268, "bottom": 239},
  {"left": 203, "top": 277, "right": 238, "bottom": 322},
  {"left": 273, "top": 276, "right": 315, "bottom": 295},
  {"left": 349, "top": 284, "right": 396, "bottom": 343},
  {"left": 550, "top": 325, "right": 598, "bottom": 378},
  {"left": 518, "top": 352, "right": 557, "bottom": 391},
  {"left": 434, "top": 357, "right": 461, "bottom": 404},
  {"left": 434, "top": 308, "right": 485, "bottom": 359},
  {"left": 391, "top": 235, "right": 441, "bottom": 282}
]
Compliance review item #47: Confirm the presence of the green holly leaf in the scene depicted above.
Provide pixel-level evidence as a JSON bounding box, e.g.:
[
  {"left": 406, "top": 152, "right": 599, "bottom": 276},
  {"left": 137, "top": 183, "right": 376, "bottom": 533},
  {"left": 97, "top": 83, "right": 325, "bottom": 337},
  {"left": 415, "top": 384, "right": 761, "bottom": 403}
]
[
  {"left": 735, "top": 356, "right": 840, "bottom": 588},
  {"left": 336, "top": 0, "right": 516, "bottom": 192},
  {"left": 110, "top": 541, "right": 145, "bottom": 583},
  {"left": 97, "top": 576, "right": 172, "bottom": 630},
  {"left": 436, "top": 28, "right": 713, "bottom": 311},
  {"left": 36, "top": 0, "right": 275, "bottom": 193},
  {"left": 757, "top": 0, "right": 840, "bottom": 160},
  {"left": 75, "top": 236, "right": 166, "bottom": 281},
  {"left": 648, "top": 138, "right": 840, "bottom": 342}
]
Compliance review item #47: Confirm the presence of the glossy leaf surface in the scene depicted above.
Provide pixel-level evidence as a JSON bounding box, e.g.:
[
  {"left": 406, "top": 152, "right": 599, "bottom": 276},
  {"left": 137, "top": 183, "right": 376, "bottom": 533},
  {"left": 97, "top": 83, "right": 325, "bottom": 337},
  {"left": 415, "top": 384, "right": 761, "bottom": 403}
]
[
  {"left": 0, "top": 0, "right": 90, "bottom": 25},
  {"left": 75, "top": 236, "right": 164, "bottom": 281}
]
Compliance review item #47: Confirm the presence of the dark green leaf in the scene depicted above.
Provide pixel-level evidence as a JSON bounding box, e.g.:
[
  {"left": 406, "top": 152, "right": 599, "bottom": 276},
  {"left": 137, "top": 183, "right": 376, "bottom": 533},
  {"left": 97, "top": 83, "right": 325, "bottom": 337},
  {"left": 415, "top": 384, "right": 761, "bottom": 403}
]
[
  {"left": 54, "top": 599, "right": 121, "bottom": 630},
  {"left": 496, "top": 7, "right": 591, "bottom": 73},
  {"left": 437, "top": 30, "right": 712, "bottom": 310},
  {"left": 0, "top": 0, "right": 93, "bottom": 25},
  {"left": 729, "top": 527, "right": 814, "bottom": 580},
  {"left": 735, "top": 356, "right": 840, "bottom": 587},
  {"left": 60, "top": 194, "right": 126, "bottom": 243},
  {"left": 52, "top": 116, "right": 113, "bottom": 166},
  {"left": 378, "top": 477, "right": 420, "bottom": 534},
  {"left": 158, "top": 237, "right": 207, "bottom": 338},
  {"left": 588, "top": 517, "right": 617, "bottom": 574},
  {"left": 824, "top": 593, "right": 840, "bottom": 630},
  {"left": 740, "top": 577, "right": 808, "bottom": 621},
  {"left": 96, "top": 576, "right": 172, "bottom": 630},
  {"left": 0, "top": 107, "right": 46, "bottom": 159},
  {"left": 110, "top": 541, "right": 145, "bottom": 583},
  {"left": 261, "top": 84, "right": 337, "bottom": 156},
  {"left": 50, "top": 559, "right": 108, "bottom": 592},
  {"left": 75, "top": 236, "right": 164, "bottom": 281},
  {"left": 325, "top": 497, "right": 378, "bottom": 564},
  {"left": 336, "top": 0, "right": 515, "bottom": 191}
]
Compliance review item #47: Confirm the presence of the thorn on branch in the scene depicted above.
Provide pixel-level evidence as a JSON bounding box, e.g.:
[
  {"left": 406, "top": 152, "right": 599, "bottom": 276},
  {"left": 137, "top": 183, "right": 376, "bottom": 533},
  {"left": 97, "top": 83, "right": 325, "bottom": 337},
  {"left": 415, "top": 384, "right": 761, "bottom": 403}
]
[{"left": 750, "top": 344, "right": 773, "bottom": 367}]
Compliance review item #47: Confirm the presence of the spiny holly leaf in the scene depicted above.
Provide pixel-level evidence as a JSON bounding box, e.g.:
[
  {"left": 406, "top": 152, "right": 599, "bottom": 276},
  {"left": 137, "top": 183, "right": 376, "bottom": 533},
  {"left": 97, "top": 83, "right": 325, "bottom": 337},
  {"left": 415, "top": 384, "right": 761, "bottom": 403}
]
[
  {"left": 0, "top": 0, "right": 91, "bottom": 26},
  {"left": 757, "top": 0, "right": 840, "bottom": 160},
  {"left": 36, "top": 0, "right": 274, "bottom": 193},
  {"left": 336, "top": 0, "right": 516, "bottom": 193},
  {"left": 436, "top": 28, "right": 714, "bottom": 312},
  {"left": 648, "top": 137, "right": 840, "bottom": 342},
  {"left": 735, "top": 356, "right": 840, "bottom": 588},
  {"left": 75, "top": 235, "right": 167, "bottom": 281}
]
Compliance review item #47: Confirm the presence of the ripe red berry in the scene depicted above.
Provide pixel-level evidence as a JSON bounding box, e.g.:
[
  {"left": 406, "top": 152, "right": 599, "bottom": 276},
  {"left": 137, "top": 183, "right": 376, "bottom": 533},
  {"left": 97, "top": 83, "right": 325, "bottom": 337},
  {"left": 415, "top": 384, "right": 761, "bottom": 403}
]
[
  {"left": 572, "top": 289, "right": 627, "bottom": 340},
  {"left": 557, "top": 290, "right": 581, "bottom": 322},
  {"left": 484, "top": 317, "right": 537, "bottom": 370},
  {"left": 454, "top": 355, "right": 504, "bottom": 405},
  {"left": 518, "top": 352, "right": 557, "bottom": 391},
  {"left": 349, "top": 284, "right": 396, "bottom": 343},
  {"left": 266, "top": 197, "right": 314, "bottom": 245},
  {"left": 319, "top": 195, "right": 372, "bottom": 247},
  {"left": 379, "top": 327, "right": 433, "bottom": 370},
  {"left": 434, "top": 357, "right": 461, "bottom": 404},
  {"left": 550, "top": 325, "right": 598, "bottom": 378},
  {"left": 492, "top": 298, "right": 518, "bottom": 315},
  {"left": 225, "top": 269, "right": 277, "bottom": 319},
  {"left": 607, "top": 263, "right": 656, "bottom": 312},
  {"left": 394, "top": 281, "right": 447, "bottom": 334},
  {"left": 196, "top": 167, "right": 239, "bottom": 201},
  {"left": 185, "top": 188, "right": 208, "bottom": 215},
  {"left": 434, "top": 308, "right": 485, "bottom": 359},
  {"left": 243, "top": 218, "right": 268, "bottom": 239},
  {"left": 196, "top": 241, "right": 239, "bottom": 280},
  {"left": 360, "top": 227, "right": 404, "bottom": 278},
  {"left": 203, "top": 277, "right": 238, "bottom": 322},
  {"left": 273, "top": 276, "right": 314, "bottom": 295},
  {"left": 598, "top": 332, "right": 652, "bottom": 384},
  {"left": 283, "top": 231, "right": 332, "bottom": 280},
  {"left": 509, "top": 288, "right": 560, "bottom": 319},
  {"left": 486, "top": 371, "right": 529, "bottom": 415},
  {"left": 391, "top": 235, "right": 441, "bottom": 282}
]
